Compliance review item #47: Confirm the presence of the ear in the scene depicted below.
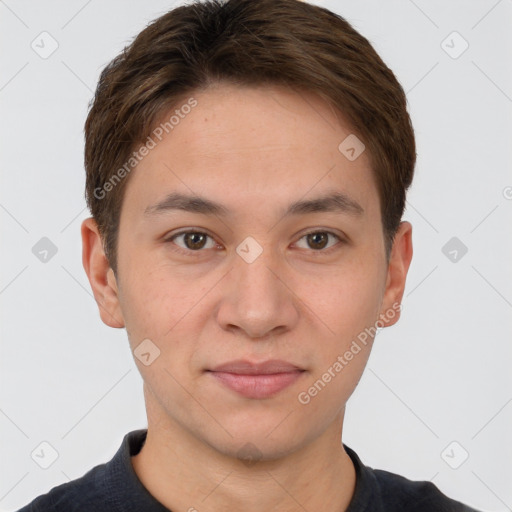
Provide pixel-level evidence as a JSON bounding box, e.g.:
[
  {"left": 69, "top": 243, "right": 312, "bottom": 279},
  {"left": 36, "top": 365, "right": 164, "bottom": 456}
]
[
  {"left": 81, "top": 217, "right": 125, "bottom": 328},
  {"left": 378, "top": 221, "right": 413, "bottom": 327}
]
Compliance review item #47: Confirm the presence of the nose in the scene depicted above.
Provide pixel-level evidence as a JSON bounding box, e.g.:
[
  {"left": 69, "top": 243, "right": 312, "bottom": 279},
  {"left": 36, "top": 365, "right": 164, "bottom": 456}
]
[{"left": 215, "top": 242, "right": 300, "bottom": 340}]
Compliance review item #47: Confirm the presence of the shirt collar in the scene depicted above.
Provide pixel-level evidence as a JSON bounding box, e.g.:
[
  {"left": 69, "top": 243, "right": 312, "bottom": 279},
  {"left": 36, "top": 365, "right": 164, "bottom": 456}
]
[{"left": 103, "top": 429, "right": 379, "bottom": 511}]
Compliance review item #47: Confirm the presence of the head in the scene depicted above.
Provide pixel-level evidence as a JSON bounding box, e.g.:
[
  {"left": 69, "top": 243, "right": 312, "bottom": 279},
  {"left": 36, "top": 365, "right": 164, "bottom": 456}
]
[{"left": 82, "top": 0, "right": 414, "bottom": 460}]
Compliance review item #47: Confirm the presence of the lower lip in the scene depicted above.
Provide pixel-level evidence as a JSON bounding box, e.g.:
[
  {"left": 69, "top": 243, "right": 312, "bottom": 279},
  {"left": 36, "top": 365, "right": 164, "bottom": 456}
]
[{"left": 209, "top": 371, "right": 304, "bottom": 399}]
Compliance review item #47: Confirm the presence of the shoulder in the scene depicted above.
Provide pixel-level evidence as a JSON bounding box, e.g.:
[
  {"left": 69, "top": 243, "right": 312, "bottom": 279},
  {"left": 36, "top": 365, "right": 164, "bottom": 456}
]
[
  {"left": 14, "top": 429, "right": 148, "bottom": 512},
  {"left": 373, "top": 467, "right": 479, "bottom": 511},
  {"left": 15, "top": 462, "right": 109, "bottom": 512},
  {"left": 343, "top": 444, "right": 480, "bottom": 512}
]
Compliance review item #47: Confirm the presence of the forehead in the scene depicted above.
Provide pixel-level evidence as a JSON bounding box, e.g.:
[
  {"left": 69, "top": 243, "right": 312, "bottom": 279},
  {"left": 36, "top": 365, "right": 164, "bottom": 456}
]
[
  {"left": 122, "top": 83, "right": 380, "bottom": 222},
  {"left": 165, "top": 84, "right": 363, "bottom": 166}
]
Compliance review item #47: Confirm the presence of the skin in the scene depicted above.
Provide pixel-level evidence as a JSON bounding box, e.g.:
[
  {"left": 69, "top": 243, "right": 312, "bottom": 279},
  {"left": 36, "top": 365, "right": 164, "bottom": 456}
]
[{"left": 82, "top": 83, "right": 413, "bottom": 512}]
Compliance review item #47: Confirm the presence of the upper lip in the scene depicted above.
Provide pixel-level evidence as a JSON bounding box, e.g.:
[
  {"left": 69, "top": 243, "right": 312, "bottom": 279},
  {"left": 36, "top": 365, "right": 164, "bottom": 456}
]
[{"left": 209, "top": 359, "right": 304, "bottom": 375}]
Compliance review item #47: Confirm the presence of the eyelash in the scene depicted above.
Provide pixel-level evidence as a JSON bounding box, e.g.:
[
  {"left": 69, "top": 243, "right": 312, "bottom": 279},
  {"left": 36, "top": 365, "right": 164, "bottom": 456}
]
[{"left": 165, "top": 229, "right": 344, "bottom": 256}]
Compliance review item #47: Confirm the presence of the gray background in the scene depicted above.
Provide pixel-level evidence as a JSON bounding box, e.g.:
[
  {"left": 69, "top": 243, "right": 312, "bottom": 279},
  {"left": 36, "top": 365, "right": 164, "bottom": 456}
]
[{"left": 1, "top": 0, "right": 511, "bottom": 510}]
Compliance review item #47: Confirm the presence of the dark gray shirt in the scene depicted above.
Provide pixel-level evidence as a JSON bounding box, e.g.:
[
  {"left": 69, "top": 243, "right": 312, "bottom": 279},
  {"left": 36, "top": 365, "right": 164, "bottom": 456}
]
[{"left": 16, "top": 429, "right": 480, "bottom": 511}]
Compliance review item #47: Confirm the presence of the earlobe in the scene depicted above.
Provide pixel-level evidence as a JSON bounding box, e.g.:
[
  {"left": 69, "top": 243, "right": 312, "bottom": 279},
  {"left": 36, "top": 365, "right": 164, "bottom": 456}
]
[
  {"left": 81, "top": 217, "right": 125, "bottom": 328},
  {"left": 378, "top": 221, "right": 413, "bottom": 328}
]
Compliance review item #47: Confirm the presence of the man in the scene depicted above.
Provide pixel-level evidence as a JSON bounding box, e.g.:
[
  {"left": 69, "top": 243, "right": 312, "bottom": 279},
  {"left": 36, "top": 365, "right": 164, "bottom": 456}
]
[{"left": 17, "top": 0, "right": 480, "bottom": 510}]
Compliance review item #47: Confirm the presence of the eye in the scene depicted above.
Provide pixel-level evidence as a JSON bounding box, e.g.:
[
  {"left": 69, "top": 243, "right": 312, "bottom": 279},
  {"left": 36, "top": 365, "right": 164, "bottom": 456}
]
[
  {"left": 166, "top": 229, "right": 343, "bottom": 255},
  {"left": 294, "top": 231, "right": 341, "bottom": 251},
  {"left": 168, "top": 231, "right": 217, "bottom": 251}
]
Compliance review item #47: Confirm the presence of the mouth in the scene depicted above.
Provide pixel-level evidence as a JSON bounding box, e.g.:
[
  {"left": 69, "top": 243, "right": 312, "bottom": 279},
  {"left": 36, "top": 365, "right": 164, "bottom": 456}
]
[{"left": 206, "top": 359, "right": 306, "bottom": 399}]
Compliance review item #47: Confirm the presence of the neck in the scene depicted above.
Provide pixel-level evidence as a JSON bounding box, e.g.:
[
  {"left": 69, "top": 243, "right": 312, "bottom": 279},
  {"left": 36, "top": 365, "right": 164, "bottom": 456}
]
[{"left": 131, "top": 405, "right": 356, "bottom": 511}]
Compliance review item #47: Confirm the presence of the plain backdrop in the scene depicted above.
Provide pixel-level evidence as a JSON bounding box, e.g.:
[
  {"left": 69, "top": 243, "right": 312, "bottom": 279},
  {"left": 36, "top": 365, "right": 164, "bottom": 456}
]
[{"left": 1, "top": 1, "right": 511, "bottom": 511}]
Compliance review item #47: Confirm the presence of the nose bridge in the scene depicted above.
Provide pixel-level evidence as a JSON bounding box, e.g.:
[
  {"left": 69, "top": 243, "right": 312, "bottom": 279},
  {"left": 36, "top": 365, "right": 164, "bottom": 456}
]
[
  {"left": 216, "top": 235, "right": 298, "bottom": 338},
  {"left": 233, "top": 236, "right": 283, "bottom": 305}
]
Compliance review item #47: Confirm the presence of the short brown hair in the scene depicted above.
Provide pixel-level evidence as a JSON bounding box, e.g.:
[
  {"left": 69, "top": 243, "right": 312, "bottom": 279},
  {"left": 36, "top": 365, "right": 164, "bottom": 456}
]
[{"left": 84, "top": 0, "right": 415, "bottom": 273}]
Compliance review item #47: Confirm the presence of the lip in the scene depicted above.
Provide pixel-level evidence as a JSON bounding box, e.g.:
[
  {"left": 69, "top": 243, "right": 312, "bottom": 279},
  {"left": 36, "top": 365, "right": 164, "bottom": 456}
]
[{"left": 207, "top": 359, "right": 305, "bottom": 399}]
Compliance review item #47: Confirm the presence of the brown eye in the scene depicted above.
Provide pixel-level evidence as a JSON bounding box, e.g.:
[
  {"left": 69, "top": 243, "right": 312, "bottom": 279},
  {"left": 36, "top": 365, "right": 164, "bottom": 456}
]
[
  {"left": 170, "top": 231, "right": 216, "bottom": 251},
  {"left": 307, "top": 232, "right": 329, "bottom": 250},
  {"left": 295, "top": 231, "right": 341, "bottom": 251},
  {"left": 184, "top": 232, "right": 207, "bottom": 250}
]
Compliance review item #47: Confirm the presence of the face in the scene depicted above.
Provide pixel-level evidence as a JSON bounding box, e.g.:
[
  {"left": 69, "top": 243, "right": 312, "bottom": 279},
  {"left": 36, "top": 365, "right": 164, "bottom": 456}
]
[{"left": 83, "top": 83, "right": 412, "bottom": 460}]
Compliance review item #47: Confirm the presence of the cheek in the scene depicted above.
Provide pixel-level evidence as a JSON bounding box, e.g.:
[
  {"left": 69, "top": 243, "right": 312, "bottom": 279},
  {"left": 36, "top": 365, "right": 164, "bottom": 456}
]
[
  {"left": 298, "top": 346, "right": 372, "bottom": 407},
  {"left": 119, "top": 271, "right": 198, "bottom": 398},
  {"left": 296, "top": 277, "right": 380, "bottom": 415},
  {"left": 118, "top": 262, "right": 215, "bottom": 367},
  {"left": 305, "top": 259, "right": 385, "bottom": 340},
  {"left": 118, "top": 265, "right": 181, "bottom": 347}
]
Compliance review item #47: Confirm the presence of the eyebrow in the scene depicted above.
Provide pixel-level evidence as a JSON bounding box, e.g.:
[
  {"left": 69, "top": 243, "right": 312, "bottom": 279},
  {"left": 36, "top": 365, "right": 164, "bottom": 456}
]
[{"left": 144, "top": 191, "right": 364, "bottom": 218}]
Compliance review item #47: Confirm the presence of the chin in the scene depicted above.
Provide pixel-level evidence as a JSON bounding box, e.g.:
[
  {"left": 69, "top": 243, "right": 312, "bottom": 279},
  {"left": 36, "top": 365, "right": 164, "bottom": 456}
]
[
  {"left": 194, "top": 418, "right": 314, "bottom": 463},
  {"left": 211, "top": 435, "right": 305, "bottom": 464}
]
